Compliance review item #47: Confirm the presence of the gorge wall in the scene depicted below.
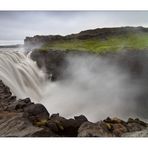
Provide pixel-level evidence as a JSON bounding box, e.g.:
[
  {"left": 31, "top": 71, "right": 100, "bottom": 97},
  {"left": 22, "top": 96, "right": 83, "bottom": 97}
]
[{"left": 30, "top": 49, "right": 148, "bottom": 121}]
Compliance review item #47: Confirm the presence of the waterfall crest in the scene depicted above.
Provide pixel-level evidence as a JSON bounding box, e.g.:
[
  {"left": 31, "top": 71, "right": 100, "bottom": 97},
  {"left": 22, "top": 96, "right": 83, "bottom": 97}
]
[{"left": 0, "top": 51, "right": 46, "bottom": 102}]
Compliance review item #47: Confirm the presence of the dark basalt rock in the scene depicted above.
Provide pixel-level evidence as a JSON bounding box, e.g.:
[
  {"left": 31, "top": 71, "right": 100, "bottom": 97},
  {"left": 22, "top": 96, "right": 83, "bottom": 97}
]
[
  {"left": 0, "top": 80, "right": 55, "bottom": 137},
  {"left": 0, "top": 80, "right": 148, "bottom": 137},
  {"left": 31, "top": 49, "right": 67, "bottom": 81},
  {"left": 47, "top": 121, "right": 59, "bottom": 133},
  {"left": 0, "top": 81, "right": 17, "bottom": 111},
  {"left": 24, "top": 103, "right": 50, "bottom": 123},
  {"left": 48, "top": 114, "right": 88, "bottom": 137},
  {"left": 74, "top": 115, "right": 88, "bottom": 122},
  {"left": 5, "top": 98, "right": 33, "bottom": 112}
]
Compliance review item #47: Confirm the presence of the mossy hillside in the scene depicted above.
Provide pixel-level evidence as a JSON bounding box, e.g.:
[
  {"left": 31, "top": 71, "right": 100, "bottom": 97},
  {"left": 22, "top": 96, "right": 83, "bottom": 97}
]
[{"left": 40, "top": 32, "right": 148, "bottom": 53}]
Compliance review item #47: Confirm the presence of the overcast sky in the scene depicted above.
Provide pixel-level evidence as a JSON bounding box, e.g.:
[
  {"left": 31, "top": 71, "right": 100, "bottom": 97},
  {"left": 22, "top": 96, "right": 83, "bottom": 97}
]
[{"left": 1, "top": 11, "right": 148, "bottom": 40}]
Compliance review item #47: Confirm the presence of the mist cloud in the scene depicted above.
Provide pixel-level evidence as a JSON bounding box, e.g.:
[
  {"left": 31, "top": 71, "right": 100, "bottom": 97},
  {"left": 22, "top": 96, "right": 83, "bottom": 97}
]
[{"left": 42, "top": 53, "right": 141, "bottom": 121}]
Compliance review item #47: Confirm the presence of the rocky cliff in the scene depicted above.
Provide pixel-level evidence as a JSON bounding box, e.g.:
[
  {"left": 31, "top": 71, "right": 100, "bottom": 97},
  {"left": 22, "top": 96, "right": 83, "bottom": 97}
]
[
  {"left": 0, "top": 79, "right": 148, "bottom": 137},
  {"left": 21, "top": 26, "right": 148, "bottom": 137},
  {"left": 31, "top": 49, "right": 148, "bottom": 120},
  {"left": 24, "top": 26, "right": 148, "bottom": 49}
]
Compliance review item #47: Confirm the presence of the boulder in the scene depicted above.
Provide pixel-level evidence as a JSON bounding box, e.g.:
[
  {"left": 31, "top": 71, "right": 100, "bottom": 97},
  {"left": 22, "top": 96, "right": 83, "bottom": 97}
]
[
  {"left": 78, "top": 121, "right": 113, "bottom": 137},
  {"left": 49, "top": 114, "right": 88, "bottom": 136},
  {"left": 74, "top": 115, "right": 88, "bottom": 123},
  {"left": 49, "top": 114, "right": 77, "bottom": 136},
  {"left": 111, "top": 123, "right": 128, "bottom": 136},
  {"left": 5, "top": 98, "right": 32, "bottom": 112},
  {"left": 24, "top": 103, "right": 50, "bottom": 123},
  {"left": 126, "top": 118, "right": 147, "bottom": 132},
  {"left": 104, "top": 117, "right": 126, "bottom": 124}
]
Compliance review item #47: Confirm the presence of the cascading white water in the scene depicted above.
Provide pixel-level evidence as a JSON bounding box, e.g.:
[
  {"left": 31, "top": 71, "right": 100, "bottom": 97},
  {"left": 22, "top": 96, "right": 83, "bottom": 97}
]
[{"left": 0, "top": 50, "right": 46, "bottom": 102}]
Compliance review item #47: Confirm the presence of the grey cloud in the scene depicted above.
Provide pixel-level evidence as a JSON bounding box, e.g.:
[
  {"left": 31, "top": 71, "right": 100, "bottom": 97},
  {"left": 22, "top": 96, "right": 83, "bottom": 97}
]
[{"left": 0, "top": 11, "right": 148, "bottom": 40}]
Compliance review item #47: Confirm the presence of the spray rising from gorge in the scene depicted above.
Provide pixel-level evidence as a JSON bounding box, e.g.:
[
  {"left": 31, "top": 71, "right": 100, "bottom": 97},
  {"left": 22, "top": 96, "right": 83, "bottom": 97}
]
[{"left": 0, "top": 48, "right": 145, "bottom": 122}]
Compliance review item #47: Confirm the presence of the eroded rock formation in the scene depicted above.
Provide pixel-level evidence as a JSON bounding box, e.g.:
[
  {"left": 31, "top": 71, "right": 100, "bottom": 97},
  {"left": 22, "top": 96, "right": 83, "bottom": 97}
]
[{"left": 0, "top": 79, "right": 147, "bottom": 137}]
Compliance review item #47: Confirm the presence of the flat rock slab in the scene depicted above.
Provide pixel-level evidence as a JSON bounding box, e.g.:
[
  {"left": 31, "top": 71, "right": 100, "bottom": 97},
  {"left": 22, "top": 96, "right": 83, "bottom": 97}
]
[{"left": 0, "top": 112, "right": 49, "bottom": 137}]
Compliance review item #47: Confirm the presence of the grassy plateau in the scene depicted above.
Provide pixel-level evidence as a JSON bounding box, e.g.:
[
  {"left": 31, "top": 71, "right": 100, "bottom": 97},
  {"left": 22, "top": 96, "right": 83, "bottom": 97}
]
[{"left": 40, "top": 32, "right": 148, "bottom": 53}]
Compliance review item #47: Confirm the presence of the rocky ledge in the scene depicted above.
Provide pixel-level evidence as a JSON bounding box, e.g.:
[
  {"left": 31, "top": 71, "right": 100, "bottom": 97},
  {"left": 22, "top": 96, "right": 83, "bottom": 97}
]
[{"left": 0, "top": 80, "right": 147, "bottom": 137}]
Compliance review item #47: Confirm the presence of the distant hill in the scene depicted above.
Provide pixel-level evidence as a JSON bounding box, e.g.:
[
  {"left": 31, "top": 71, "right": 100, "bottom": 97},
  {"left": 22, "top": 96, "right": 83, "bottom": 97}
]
[
  {"left": 24, "top": 26, "right": 148, "bottom": 53},
  {"left": 0, "top": 44, "right": 23, "bottom": 48}
]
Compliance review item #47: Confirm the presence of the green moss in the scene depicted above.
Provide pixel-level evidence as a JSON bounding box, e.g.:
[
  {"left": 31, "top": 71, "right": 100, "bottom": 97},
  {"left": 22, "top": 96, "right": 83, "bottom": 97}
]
[
  {"left": 39, "top": 32, "right": 148, "bottom": 53},
  {"left": 35, "top": 119, "right": 48, "bottom": 127}
]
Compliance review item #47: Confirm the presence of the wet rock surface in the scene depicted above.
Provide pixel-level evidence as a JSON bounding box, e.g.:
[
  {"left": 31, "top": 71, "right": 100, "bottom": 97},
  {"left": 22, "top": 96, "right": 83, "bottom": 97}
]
[
  {"left": 78, "top": 117, "right": 148, "bottom": 137},
  {"left": 0, "top": 80, "right": 147, "bottom": 137},
  {"left": 31, "top": 49, "right": 67, "bottom": 81}
]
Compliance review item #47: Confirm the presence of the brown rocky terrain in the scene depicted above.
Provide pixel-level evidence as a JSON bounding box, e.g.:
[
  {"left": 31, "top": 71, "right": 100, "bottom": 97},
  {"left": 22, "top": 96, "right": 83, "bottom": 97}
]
[{"left": 0, "top": 79, "right": 147, "bottom": 137}]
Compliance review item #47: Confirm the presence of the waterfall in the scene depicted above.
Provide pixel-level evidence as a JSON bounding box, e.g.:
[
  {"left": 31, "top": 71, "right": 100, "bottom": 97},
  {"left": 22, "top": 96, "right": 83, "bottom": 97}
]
[
  {"left": 0, "top": 50, "right": 46, "bottom": 102},
  {"left": 0, "top": 48, "right": 145, "bottom": 121}
]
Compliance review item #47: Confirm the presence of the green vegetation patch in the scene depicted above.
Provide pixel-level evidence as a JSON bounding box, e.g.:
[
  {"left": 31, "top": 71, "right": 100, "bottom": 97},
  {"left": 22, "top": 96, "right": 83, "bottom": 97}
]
[{"left": 40, "top": 32, "right": 148, "bottom": 53}]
